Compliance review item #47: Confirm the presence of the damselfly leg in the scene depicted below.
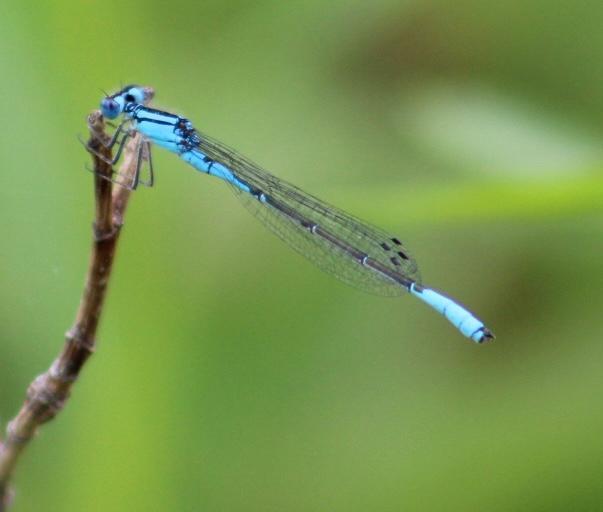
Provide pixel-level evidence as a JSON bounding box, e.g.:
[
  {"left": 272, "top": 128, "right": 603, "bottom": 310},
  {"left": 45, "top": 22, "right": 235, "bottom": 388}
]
[
  {"left": 136, "top": 140, "right": 154, "bottom": 187},
  {"left": 79, "top": 125, "right": 134, "bottom": 167},
  {"left": 129, "top": 139, "right": 155, "bottom": 189},
  {"left": 84, "top": 136, "right": 154, "bottom": 190}
]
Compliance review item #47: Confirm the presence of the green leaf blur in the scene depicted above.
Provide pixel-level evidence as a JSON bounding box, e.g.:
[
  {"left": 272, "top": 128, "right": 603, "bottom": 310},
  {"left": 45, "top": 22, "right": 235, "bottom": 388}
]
[{"left": 1, "top": 0, "right": 602, "bottom": 510}]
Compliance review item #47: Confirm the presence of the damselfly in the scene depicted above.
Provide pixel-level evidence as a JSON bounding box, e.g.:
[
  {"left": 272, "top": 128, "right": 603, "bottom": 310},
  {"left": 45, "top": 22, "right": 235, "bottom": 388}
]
[{"left": 90, "top": 85, "right": 494, "bottom": 343}]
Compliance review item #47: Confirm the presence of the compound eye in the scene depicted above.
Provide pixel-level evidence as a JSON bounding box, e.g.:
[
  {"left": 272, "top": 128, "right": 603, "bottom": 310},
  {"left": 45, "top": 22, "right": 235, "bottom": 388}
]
[{"left": 100, "top": 98, "right": 121, "bottom": 119}]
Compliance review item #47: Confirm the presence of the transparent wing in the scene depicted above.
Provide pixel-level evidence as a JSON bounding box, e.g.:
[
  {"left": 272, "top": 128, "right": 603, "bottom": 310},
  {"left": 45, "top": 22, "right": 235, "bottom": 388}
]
[{"left": 196, "top": 132, "right": 421, "bottom": 296}]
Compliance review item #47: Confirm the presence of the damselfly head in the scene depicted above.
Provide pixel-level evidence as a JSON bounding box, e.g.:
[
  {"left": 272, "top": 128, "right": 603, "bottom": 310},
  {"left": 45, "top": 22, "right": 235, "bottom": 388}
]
[
  {"left": 141, "top": 86, "right": 155, "bottom": 102},
  {"left": 100, "top": 97, "right": 121, "bottom": 119},
  {"left": 100, "top": 85, "right": 154, "bottom": 119},
  {"left": 119, "top": 85, "right": 150, "bottom": 105}
]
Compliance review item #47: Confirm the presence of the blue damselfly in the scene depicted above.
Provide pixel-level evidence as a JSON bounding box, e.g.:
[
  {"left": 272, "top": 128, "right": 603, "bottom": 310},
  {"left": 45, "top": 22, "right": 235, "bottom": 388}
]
[{"left": 89, "top": 85, "right": 494, "bottom": 343}]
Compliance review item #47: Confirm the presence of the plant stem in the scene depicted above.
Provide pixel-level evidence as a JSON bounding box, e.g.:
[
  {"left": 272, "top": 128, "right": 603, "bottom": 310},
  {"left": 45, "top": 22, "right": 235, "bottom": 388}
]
[{"left": 0, "top": 111, "right": 141, "bottom": 510}]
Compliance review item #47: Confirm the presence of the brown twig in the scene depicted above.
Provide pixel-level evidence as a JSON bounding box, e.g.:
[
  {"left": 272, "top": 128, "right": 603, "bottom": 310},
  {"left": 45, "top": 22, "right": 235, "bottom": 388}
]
[{"left": 0, "top": 111, "right": 142, "bottom": 510}]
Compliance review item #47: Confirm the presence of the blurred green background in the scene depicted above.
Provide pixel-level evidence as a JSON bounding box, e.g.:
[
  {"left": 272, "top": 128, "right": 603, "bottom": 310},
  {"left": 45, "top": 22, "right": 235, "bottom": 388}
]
[{"left": 1, "top": 0, "right": 603, "bottom": 510}]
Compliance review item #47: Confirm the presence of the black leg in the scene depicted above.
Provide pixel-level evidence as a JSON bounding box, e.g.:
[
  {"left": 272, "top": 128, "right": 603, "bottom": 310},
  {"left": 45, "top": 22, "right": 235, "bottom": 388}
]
[
  {"left": 85, "top": 119, "right": 128, "bottom": 149},
  {"left": 137, "top": 141, "right": 155, "bottom": 188},
  {"left": 79, "top": 130, "right": 132, "bottom": 166},
  {"left": 102, "top": 121, "right": 129, "bottom": 150},
  {"left": 147, "top": 141, "right": 155, "bottom": 187},
  {"left": 84, "top": 164, "right": 136, "bottom": 190},
  {"left": 130, "top": 139, "right": 147, "bottom": 190}
]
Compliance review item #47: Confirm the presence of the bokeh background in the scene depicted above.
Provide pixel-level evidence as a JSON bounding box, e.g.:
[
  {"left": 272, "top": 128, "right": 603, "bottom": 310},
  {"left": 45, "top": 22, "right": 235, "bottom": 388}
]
[{"left": 1, "top": 0, "right": 603, "bottom": 510}]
